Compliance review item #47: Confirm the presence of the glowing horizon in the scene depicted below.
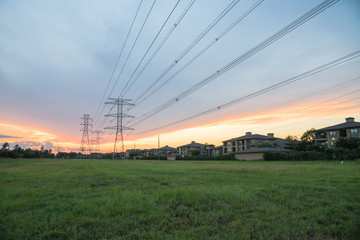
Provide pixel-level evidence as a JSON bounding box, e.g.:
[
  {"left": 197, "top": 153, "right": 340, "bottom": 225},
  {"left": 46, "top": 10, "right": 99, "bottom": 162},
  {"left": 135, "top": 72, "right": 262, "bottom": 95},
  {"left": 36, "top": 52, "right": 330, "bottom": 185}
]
[{"left": 1, "top": 99, "right": 359, "bottom": 154}]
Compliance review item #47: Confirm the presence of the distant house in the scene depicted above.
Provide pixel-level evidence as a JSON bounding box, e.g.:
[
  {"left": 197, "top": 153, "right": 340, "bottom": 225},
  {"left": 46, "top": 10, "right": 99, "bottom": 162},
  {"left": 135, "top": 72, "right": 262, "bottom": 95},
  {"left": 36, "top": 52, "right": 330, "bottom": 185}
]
[
  {"left": 211, "top": 145, "right": 224, "bottom": 156},
  {"left": 314, "top": 117, "right": 360, "bottom": 148},
  {"left": 222, "top": 132, "right": 290, "bottom": 154},
  {"left": 154, "top": 145, "right": 178, "bottom": 156},
  {"left": 177, "top": 141, "right": 214, "bottom": 156},
  {"left": 125, "top": 149, "right": 142, "bottom": 158}
]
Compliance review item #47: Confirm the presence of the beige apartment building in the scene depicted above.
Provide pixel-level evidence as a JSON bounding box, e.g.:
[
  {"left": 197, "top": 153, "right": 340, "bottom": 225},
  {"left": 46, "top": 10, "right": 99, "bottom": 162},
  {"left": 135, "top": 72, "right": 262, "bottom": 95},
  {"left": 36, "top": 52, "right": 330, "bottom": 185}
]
[{"left": 314, "top": 117, "right": 360, "bottom": 148}]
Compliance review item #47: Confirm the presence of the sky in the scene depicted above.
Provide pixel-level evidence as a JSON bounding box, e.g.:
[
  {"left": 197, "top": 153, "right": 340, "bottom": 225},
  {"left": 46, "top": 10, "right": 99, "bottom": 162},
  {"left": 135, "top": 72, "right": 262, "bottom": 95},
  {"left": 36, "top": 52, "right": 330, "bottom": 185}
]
[{"left": 0, "top": 0, "right": 359, "bottom": 153}]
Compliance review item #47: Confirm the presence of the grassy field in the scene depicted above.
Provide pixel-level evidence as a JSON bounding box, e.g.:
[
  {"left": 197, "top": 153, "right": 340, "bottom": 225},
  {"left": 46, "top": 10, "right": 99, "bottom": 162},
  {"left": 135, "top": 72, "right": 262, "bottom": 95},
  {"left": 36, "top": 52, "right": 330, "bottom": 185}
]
[{"left": 0, "top": 159, "right": 359, "bottom": 239}]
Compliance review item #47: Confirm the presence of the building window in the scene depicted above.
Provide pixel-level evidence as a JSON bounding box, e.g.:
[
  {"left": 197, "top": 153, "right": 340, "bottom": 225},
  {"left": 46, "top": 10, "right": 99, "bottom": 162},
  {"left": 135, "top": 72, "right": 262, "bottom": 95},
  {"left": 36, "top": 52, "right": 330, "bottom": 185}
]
[
  {"left": 350, "top": 128, "right": 359, "bottom": 136},
  {"left": 329, "top": 131, "right": 337, "bottom": 138},
  {"left": 330, "top": 141, "right": 336, "bottom": 147}
]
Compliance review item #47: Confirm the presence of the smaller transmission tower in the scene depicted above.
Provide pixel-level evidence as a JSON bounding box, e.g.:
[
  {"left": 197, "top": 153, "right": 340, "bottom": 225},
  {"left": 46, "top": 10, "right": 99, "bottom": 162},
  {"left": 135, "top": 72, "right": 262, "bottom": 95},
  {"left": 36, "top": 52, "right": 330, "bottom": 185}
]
[
  {"left": 104, "top": 98, "right": 134, "bottom": 155},
  {"left": 91, "top": 130, "right": 103, "bottom": 152},
  {"left": 80, "top": 114, "right": 93, "bottom": 152}
]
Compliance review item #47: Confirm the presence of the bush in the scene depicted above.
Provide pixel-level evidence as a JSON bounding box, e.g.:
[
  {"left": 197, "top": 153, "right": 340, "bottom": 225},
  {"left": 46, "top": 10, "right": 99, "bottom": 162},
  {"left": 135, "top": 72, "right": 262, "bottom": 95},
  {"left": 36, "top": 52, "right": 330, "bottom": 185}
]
[
  {"left": 289, "top": 151, "right": 328, "bottom": 161},
  {"left": 336, "top": 137, "right": 360, "bottom": 150},
  {"left": 263, "top": 152, "right": 289, "bottom": 161},
  {"left": 138, "top": 156, "right": 168, "bottom": 160},
  {"left": 191, "top": 150, "right": 201, "bottom": 156},
  {"left": 264, "top": 148, "right": 360, "bottom": 161},
  {"left": 176, "top": 154, "right": 235, "bottom": 161},
  {"left": 324, "top": 147, "right": 359, "bottom": 160}
]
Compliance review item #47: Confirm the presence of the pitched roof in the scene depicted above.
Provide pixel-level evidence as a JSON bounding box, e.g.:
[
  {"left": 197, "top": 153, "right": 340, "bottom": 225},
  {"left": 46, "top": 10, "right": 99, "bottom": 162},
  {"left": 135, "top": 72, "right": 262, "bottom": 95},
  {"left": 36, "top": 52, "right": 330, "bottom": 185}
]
[
  {"left": 177, "top": 142, "right": 205, "bottom": 148},
  {"left": 158, "top": 145, "right": 177, "bottom": 151},
  {"left": 223, "top": 134, "right": 275, "bottom": 142},
  {"left": 315, "top": 120, "right": 360, "bottom": 132}
]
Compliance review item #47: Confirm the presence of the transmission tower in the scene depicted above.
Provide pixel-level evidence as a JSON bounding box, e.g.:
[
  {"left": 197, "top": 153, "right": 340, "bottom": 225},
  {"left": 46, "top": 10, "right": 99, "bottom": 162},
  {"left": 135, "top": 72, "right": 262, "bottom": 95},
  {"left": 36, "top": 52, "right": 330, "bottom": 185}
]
[
  {"left": 91, "top": 130, "right": 103, "bottom": 152},
  {"left": 80, "top": 114, "right": 93, "bottom": 152},
  {"left": 104, "top": 98, "right": 135, "bottom": 155}
]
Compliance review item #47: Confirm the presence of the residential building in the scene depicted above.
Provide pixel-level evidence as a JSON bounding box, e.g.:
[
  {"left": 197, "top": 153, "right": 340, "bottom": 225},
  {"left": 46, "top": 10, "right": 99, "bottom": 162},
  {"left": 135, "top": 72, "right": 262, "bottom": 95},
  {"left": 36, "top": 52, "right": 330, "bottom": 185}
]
[
  {"left": 211, "top": 146, "right": 224, "bottom": 156},
  {"left": 153, "top": 145, "right": 178, "bottom": 156},
  {"left": 177, "top": 141, "right": 214, "bottom": 156},
  {"left": 223, "top": 132, "right": 290, "bottom": 154},
  {"left": 314, "top": 117, "right": 360, "bottom": 148}
]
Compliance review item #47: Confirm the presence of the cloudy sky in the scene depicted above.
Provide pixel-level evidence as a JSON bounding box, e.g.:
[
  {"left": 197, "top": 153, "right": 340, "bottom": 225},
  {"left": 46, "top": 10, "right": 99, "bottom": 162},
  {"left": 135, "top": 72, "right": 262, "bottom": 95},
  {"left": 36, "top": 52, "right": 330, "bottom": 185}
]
[{"left": 1, "top": 0, "right": 359, "bottom": 152}]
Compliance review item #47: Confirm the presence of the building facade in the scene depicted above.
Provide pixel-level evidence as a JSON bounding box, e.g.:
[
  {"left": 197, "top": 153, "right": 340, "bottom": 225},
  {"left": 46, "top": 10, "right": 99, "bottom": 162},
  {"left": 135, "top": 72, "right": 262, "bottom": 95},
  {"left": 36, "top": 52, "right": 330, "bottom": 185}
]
[
  {"left": 223, "top": 132, "right": 290, "bottom": 154},
  {"left": 177, "top": 141, "right": 214, "bottom": 156},
  {"left": 314, "top": 117, "right": 360, "bottom": 148}
]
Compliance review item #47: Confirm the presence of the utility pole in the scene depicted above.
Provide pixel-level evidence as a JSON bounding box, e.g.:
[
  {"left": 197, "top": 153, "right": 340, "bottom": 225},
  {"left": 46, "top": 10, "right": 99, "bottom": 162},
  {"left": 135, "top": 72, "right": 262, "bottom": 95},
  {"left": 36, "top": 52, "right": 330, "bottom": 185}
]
[
  {"left": 80, "top": 114, "right": 92, "bottom": 152},
  {"left": 104, "top": 98, "right": 134, "bottom": 159}
]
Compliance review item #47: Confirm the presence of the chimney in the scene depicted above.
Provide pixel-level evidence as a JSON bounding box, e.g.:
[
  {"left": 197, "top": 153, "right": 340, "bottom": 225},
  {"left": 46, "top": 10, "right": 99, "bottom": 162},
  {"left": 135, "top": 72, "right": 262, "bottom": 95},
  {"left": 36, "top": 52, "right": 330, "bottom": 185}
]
[
  {"left": 191, "top": 141, "right": 195, "bottom": 144},
  {"left": 267, "top": 133, "right": 274, "bottom": 138},
  {"left": 246, "top": 132, "right": 252, "bottom": 136},
  {"left": 346, "top": 117, "right": 355, "bottom": 123}
]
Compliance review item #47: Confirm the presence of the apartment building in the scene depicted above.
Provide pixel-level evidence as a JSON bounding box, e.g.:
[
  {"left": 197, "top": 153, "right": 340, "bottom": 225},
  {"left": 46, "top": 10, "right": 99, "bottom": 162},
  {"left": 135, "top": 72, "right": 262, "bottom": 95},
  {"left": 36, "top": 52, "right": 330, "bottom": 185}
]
[
  {"left": 314, "top": 117, "right": 360, "bottom": 148},
  {"left": 223, "top": 132, "right": 289, "bottom": 154}
]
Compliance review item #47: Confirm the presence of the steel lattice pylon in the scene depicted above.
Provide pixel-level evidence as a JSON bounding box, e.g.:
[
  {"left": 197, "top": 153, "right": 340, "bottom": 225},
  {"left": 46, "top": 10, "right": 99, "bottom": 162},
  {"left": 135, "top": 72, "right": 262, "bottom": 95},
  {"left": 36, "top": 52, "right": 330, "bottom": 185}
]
[
  {"left": 80, "top": 114, "right": 93, "bottom": 152},
  {"left": 104, "top": 98, "right": 134, "bottom": 155}
]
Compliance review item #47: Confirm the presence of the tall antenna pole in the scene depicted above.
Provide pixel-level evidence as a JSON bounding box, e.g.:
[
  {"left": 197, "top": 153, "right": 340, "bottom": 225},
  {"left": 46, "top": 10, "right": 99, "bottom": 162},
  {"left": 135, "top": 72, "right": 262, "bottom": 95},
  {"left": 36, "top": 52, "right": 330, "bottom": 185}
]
[
  {"left": 80, "top": 114, "right": 92, "bottom": 152},
  {"left": 104, "top": 98, "right": 135, "bottom": 158}
]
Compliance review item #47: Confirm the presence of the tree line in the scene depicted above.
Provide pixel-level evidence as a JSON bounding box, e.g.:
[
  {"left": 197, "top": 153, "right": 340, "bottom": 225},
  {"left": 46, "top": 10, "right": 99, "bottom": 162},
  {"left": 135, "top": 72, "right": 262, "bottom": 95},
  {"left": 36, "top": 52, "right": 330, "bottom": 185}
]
[{"left": 0, "top": 142, "right": 55, "bottom": 159}]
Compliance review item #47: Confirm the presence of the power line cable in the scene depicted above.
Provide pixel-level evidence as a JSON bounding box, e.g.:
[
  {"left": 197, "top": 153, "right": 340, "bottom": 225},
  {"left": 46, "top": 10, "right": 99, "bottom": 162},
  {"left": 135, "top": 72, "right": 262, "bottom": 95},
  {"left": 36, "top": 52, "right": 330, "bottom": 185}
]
[
  {"left": 133, "top": 49, "right": 360, "bottom": 134},
  {"left": 119, "top": 0, "right": 182, "bottom": 97},
  {"left": 130, "top": 0, "right": 242, "bottom": 106},
  {"left": 97, "top": 0, "right": 157, "bottom": 132},
  {"left": 110, "top": 0, "right": 157, "bottom": 99},
  {"left": 121, "top": 0, "right": 197, "bottom": 101},
  {"left": 189, "top": 75, "right": 360, "bottom": 140},
  {"left": 130, "top": 0, "right": 339, "bottom": 127},
  {"left": 93, "top": 0, "right": 144, "bottom": 126},
  {"left": 99, "top": 0, "right": 192, "bottom": 131},
  {"left": 133, "top": 0, "right": 264, "bottom": 107},
  {"left": 90, "top": 0, "right": 119, "bottom": 103}
]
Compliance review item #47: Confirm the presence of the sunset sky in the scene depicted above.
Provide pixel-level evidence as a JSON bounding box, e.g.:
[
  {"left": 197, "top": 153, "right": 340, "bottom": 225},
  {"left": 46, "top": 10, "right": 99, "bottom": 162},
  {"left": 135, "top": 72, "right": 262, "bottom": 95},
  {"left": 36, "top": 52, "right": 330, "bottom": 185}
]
[{"left": 1, "top": 0, "right": 359, "bottom": 153}]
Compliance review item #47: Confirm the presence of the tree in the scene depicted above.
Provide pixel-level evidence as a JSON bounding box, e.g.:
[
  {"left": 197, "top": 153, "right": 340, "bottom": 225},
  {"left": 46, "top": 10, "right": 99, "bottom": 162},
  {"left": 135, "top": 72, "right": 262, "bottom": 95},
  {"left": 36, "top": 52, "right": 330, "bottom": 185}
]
[
  {"left": 285, "top": 135, "right": 299, "bottom": 150},
  {"left": 336, "top": 137, "right": 360, "bottom": 150},
  {"left": 301, "top": 128, "right": 316, "bottom": 144},
  {"left": 2, "top": 142, "right": 9, "bottom": 150}
]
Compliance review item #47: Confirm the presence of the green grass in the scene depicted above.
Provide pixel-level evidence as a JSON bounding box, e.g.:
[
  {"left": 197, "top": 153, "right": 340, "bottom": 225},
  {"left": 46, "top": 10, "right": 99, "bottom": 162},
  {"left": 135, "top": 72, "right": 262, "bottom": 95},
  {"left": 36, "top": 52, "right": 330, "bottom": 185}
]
[{"left": 0, "top": 159, "right": 359, "bottom": 239}]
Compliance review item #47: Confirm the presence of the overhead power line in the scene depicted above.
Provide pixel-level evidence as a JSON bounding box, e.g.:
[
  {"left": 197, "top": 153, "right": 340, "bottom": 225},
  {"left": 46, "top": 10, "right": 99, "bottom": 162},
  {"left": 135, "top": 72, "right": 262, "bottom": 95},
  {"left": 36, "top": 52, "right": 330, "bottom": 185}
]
[
  {"left": 131, "top": 0, "right": 242, "bottom": 105},
  {"left": 133, "top": 0, "right": 264, "bottom": 107},
  {"left": 133, "top": 49, "right": 360, "bottom": 134},
  {"left": 93, "top": 0, "right": 144, "bottom": 126},
  {"left": 121, "top": 0, "right": 197, "bottom": 99},
  {"left": 129, "top": 0, "right": 339, "bottom": 127},
  {"left": 119, "top": 0, "right": 182, "bottom": 97},
  {"left": 94, "top": 0, "right": 157, "bottom": 129},
  {"left": 110, "top": 0, "right": 157, "bottom": 98}
]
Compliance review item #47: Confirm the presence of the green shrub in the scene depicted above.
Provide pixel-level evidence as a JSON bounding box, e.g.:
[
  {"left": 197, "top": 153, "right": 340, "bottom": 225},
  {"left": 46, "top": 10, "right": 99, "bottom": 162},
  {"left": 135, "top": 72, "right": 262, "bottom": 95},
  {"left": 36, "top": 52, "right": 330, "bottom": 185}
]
[
  {"left": 263, "top": 152, "right": 289, "bottom": 161},
  {"left": 176, "top": 154, "right": 235, "bottom": 161}
]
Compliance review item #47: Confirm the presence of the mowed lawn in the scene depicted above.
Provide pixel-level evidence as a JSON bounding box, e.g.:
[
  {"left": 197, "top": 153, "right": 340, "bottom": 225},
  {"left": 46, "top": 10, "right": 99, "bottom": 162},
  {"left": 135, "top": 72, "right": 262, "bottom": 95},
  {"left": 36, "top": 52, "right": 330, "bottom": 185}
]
[{"left": 0, "top": 159, "right": 359, "bottom": 239}]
